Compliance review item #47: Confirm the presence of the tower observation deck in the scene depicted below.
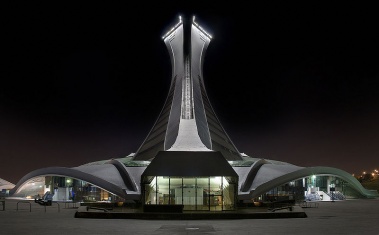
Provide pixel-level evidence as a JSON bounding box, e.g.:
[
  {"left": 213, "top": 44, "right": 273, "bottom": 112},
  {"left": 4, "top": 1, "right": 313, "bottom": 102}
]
[{"left": 133, "top": 16, "right": 243, "bottom": 161}]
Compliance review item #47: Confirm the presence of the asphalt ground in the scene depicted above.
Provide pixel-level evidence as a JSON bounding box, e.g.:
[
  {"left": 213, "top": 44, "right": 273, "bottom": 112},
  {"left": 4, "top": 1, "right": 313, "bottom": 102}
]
[{"left": 1, "top": 198, "right": 379, "bottom": 234}]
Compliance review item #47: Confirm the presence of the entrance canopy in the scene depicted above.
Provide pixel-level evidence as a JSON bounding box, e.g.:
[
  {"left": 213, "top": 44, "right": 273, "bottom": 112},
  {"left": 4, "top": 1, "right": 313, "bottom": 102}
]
[{"left": 142, "top": 151, "right": 238, "bottom": 177}]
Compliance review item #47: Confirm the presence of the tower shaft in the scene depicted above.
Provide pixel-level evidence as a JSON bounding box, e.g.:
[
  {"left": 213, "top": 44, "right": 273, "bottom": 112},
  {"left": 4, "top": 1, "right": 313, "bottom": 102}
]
[{"left": 133, "top": 16, "right": 242, "bottom": 161}]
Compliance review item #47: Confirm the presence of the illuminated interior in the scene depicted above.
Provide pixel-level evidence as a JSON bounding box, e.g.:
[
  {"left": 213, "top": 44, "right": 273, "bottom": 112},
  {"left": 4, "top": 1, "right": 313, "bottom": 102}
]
[
  {"left": 13, "top": 176, "right": 122, "bottom": 202},
  {"left": 142, "top": 176, "right": 237, "bottom": 211}
]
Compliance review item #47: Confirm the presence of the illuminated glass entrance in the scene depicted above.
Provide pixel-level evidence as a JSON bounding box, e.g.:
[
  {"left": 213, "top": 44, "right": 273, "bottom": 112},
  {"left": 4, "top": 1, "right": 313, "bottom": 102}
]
[{"left": 142, "top": 176, "right": 237, "bottom": 211}]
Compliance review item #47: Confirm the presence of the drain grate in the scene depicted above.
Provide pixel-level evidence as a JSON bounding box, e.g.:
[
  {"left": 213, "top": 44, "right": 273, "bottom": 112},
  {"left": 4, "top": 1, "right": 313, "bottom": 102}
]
[
  {"left": 317, "top": 215, "right": 337, "bottom": 219},
  {"left": 155, "top": 225, "right": 215, "bottom": 234}
]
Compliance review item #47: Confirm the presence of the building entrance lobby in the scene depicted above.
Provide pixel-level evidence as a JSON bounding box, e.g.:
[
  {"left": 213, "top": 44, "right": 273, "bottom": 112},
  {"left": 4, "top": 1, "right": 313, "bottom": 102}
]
[
  {"left": 141, "top": 151, "right": 238, "bottom": 211},
  {"left": 142, "top": 176, "right": 236, "bottom": 211}
]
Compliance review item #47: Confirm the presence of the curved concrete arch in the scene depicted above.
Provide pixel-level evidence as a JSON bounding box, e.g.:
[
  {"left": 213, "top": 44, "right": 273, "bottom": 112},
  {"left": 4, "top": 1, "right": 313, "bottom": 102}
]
[
  {"left": 9, "top": 167, "right": 127, "bottom": 198},
  {"left": 240, "top": 159, "right": 271, "bottom": 192},
  {"left": 242, "top": 166, "right": 378, "bottom": 200},
  {"left": 105, "top": 159, "right": 138, "bottom": 192}
]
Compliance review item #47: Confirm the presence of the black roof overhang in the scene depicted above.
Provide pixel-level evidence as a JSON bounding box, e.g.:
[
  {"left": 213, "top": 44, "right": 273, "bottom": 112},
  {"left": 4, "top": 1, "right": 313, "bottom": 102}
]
[{"left": 141, "top": 151, "right": 238, "bottom": 178}]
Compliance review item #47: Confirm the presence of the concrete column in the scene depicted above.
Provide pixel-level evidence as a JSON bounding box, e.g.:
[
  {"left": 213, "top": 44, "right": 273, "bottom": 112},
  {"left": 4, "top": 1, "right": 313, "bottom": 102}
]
[{"left": 327, "top": 176, "right": 331, "bottom": 193}]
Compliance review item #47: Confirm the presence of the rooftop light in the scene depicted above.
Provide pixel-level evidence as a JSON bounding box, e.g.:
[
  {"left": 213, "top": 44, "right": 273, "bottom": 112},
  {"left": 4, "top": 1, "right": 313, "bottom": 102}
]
[
  {"left": 162, "top": 15, "right": 183, "bottom": 40},
  {"left": 192, "top": 15, "right": 212, "bottom": 39}
]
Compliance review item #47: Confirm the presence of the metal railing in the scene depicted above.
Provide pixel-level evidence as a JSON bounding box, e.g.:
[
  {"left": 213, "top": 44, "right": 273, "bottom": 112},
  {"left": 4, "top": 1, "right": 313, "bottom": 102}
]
[
  {"left": 16, "top": 201, "right": 60, "bottom": 212},
  {"left": 17, "top": 201, "right": 31, "bottom": 212},
  {"left": 44, "top": 202, "right": 60, "bottom": 212}
]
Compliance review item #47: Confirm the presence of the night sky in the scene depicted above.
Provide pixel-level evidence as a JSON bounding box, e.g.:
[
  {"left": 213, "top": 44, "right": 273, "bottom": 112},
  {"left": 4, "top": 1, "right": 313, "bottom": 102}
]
[{"left": 2, "top": 2, "right": 379, "bottom": 184}]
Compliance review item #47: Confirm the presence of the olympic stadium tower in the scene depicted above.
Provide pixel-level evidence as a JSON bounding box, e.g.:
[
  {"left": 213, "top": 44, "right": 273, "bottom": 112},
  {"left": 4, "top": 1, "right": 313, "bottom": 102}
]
[{"left": 6, "top": 16, "right": 377, "bottom": 212}]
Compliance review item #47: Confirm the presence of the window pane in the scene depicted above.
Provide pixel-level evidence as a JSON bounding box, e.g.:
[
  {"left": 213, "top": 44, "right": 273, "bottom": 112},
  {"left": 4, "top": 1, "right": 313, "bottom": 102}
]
[
  {"left": 144, "top": 176, "right": 156, "bottom": 204},
  {"left": 183, "top": 178, "right": 196, "bottom": 210},
  {"left": 157, "top": 176, "right": 169, "bottom": 205},
  {"left": 210, "top": 177, "right": 222, "bottom": 211},
  {"left": 170, "top": 177, "right": 182, "bottom": 205},
  {"left": 196, "top": 177, "right": 209, "bottom": 211},
  {"left": 223, "top": 177, "right": 235, "bottom": 210}
]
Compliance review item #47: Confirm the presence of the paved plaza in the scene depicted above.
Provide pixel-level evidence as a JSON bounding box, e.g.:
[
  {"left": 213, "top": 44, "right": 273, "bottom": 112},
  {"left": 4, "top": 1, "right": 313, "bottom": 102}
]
[{"left": 1, "top": 198, "right": 379, "bottom": 234}]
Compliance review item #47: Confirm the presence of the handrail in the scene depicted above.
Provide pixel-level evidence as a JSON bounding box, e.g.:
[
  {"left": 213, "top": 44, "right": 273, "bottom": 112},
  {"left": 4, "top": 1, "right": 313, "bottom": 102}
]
[
  {"left": 44, "top": 202, "right": 60, "bottom": 212},
  {"left": 17, "top": 201, "right": 31, "bottom": 212}
]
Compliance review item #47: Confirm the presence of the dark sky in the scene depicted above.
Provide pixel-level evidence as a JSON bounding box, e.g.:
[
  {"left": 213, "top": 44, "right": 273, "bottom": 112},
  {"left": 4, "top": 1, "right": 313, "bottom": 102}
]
[{"left": 1, "top": 2, "right": 379, "bottom": 183}]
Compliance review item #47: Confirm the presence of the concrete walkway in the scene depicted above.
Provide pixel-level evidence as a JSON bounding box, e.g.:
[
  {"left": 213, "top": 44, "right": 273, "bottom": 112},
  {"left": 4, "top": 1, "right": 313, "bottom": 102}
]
[{"left": 1, "top": 198, "right": 379, "bottom": 234}]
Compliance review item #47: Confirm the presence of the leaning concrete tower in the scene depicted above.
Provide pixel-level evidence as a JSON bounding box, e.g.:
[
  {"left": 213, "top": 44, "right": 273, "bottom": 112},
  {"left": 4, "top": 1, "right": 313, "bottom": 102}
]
[{"left": 133, "top": 16, "right": 242, "bottom": 161}]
